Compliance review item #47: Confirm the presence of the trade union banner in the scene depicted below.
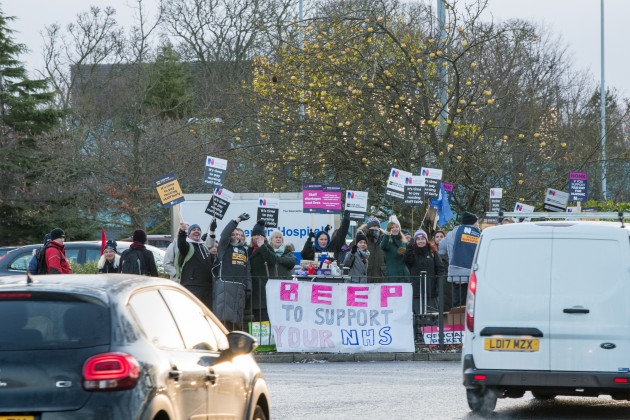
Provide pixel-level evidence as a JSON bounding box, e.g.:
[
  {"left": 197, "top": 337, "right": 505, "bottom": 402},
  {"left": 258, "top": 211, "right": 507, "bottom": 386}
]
[{"left": 266, "top": 280, "right": 415, "bottom": 353}]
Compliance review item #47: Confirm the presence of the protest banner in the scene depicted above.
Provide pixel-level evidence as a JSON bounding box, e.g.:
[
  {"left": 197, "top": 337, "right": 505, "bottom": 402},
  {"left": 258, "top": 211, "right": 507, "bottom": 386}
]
[
  {"left": 205, "top": 187, "right": 233, "bottom": 219},
  {"left": 420, "top": 167, "right": 443, "bottom": 199},
  {"left": 403, "top": 175, "right": 425, "bottom": 206},
  {"left": 203, "top": 156, "right": 228, "bottom": 188},
  {"left": 303, "top": 183, "right": 342, "bottom": 214},
  {"left": 266, "top": 280, "right": 414, "bottom": 353},
  {"left": 568, "top": 172, "right": 588, "bottom": 202},
  {"left": 344, "top": 190, "right": 368, "bottom": 222},
  {"left": 543, "top": 188, "right": 569, "bottom": 212},
  {"left": 256, "top": 197, "right": 280, "bottom": 228},
  {"left": 385, "top": 168, "right": 412, "bottom": 202},
  {"left": 154, "top": 173, "right": 185, "bottom": 208}
]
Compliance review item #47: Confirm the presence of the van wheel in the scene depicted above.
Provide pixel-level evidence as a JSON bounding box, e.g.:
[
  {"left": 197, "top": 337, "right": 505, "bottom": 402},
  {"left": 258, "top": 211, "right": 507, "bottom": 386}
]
[
  {"left": 467, "top": 388, "right": 498, "bottom": 415},
  {"left": 531, "top": 391, "right": 556, "bottom": 400},
  {"left": 253, "top": 405, "right": 267, "bottom": 420}
]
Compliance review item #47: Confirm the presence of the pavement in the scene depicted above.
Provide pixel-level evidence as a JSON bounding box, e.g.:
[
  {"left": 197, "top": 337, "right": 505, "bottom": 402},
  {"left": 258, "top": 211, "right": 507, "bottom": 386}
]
[{"left": 254, "top": 351, "right": 461, "bottom": 363}]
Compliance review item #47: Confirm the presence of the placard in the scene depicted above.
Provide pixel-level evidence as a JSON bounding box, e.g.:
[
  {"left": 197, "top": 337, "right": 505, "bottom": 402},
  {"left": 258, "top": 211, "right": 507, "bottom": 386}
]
[
  {"left": 266, "top": 280, "right": 414, "bottom": 353},
  {"left": 543, "top": 188, "right": 569, "bottom": 212},
  {"left": 205, "top": 187, "right": 234, "bottom": 219},
  {"left": 256, "top": 197, "right": 280, "bottom": 228},
  {"left": 303, "top": 183, "right": 342, "bottom": 214},
  {"left": 568, "top": 172, "right": 588, "bottom": 202},
  {"left": 203, "top": 156, "right": 228, "bottom": 187},
  {"left": 403, "top": 176, "right": 425, "bottom": 206},
  {"left": 420, "top": 167, "right": 443, "bottom": 199},
  {"left": 154, "top": 173, "right": 185, "bottom": 208},
  {"left": 385, "top": 168, "right": 412, "bottom": 202},
  {"left": 344, "top": 190, "right": 368, "bottom": 222}
]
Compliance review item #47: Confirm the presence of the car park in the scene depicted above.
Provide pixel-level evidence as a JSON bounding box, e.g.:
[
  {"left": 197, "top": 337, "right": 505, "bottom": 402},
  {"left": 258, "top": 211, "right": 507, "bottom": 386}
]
[
  {"left": 462, "top": 220, "right": 630, "bottom": 414},
  {"left": 0, "top": 241, "right": 165, "bottom": 277},
  {"left": 0, "top": 273, "right": 270, "bottom": 419}
]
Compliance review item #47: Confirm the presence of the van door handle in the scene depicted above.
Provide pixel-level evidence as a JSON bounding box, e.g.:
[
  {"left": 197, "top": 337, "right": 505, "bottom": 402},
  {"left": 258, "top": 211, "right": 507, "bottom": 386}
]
[{"left": 563, "top": 308, "right": 590, "bottom": 314}]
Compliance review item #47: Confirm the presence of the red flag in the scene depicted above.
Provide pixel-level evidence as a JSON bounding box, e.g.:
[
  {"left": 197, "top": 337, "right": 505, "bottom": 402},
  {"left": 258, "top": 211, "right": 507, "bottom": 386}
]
[{"left": 101, "top": 228, "right": 107, "bottom": 255}]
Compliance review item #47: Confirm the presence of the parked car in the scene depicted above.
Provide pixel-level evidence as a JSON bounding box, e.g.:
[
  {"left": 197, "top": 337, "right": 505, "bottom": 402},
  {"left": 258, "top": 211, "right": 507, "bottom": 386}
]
[
  {"left": 0, "top": 246, "right": 17, "bottom": 257},
  {"left": 0, "top": 273, "right": 270, "bottom": 419},
  {"left": 0, "top": 241, "right": 165, "bottom": 277},
  {"left": 462, "top": 221, "right": 630, "bottom": 415},
  {"left": 121, "top": 234, "right": 172, "bottom": 250}
]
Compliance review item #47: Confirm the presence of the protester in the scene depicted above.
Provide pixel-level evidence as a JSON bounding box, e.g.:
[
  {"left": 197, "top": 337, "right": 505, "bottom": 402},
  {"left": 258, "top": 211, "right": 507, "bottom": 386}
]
[
  {"left": 28, "top": 232, "right": 50, "bottom": 273},
  {"left": 380, "top": 218, "right": 409, "bottom": 282},
  {"left": 438, "top": 211, "right": 481, "bottom": 307},
  {"left": 269, "top": 230, "right": 297, "bottom": 279},
  {"left": 300, "top": 210, "right": 351, "bottom": 263},
  {"left": 248, "top": 219, "right": 277, "bottom": 322},
  {"left": 119, "top": 229, "right": 158, "bottom": 276},
  {"left": 45, "top": 228, "right": 73, "bottom": 274},
  {"left": 404, "top": 229, "right": 445, "bottom": 314},
  {"left": 98, "top": 240, "right": 120, "bottom": 273},
  {"left": 214, "top": 213, "right": 252, "bottom": 331},
  {"left": 401, "top": 229, "right": 412, "bottom": 243},
  {"left": 355, "top": 217, "right": 386, "bottom": 282},
  {"left": 343, "top": 230, "right": 370, "bottom": 283},
  {"left": 163, "top": 240, "right": 178, "bottom": 281},
  {"left": 431, "top": 229, "right": 451, "bottom": 311},
  {"left": 177, "top": 222, "right": 214, "bottom": 310}
]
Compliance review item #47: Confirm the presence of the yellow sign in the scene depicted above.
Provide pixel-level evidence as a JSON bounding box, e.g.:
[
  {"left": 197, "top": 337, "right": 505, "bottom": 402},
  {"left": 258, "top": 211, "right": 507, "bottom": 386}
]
[
  {"left": 484, "top": 338, "right": 539, "bottom": 352},
  {"left": 154, "top": 173, "right": 185, "bottom": 208}
]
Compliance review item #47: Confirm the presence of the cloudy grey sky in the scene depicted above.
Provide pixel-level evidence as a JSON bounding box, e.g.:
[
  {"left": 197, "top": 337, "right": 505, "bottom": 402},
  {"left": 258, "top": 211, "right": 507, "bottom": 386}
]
[{"left": 3, "top": 0, "right": 629, "bottom": 97}]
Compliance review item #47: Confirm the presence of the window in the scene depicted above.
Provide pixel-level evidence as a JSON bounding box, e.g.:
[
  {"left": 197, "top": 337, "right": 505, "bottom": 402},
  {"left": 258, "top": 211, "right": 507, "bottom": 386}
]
[
  {"left": 65, "top": 247, "right": 80, "bottom": 265},
  {"left": 85, "top": 247, "right": 102, "bottom": 263},
  {"left": 129, "top": 290, "right": 185, "bottom": 349},
  {"left": 161, "top": 289, "right": 219, "bottom": 352}
]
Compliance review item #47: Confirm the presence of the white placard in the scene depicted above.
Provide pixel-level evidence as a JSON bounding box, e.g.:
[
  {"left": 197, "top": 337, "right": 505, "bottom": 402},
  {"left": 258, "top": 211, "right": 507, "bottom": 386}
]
[
  {"left": 385, "top": 168, "right": 412, "bottom": 201},
  {"left": 543, "top": 188, "right": 569, "bottom": 212},
  {"left": 344, "top": 190, "right": 368, "bottom": 213}
]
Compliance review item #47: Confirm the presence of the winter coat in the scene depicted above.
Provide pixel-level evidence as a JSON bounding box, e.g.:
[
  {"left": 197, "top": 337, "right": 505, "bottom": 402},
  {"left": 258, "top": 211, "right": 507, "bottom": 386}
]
[
  {"left": 403, "top": 244, "right": 445, "bottom": 299},
  {"left": 214, "top": 219, "right": 252, "bottom": 328},
  {"left": 355, "top": 225, "right": 386, "bottom": 282},
  {"left": 343, "top": 248, "right": 370, "bottom": 283},
  {"left": 119, "top": 242, "right": 159, "bottom": 277},
  {"left": 98, "top": 254, "right": 120, "bottom": 273},
  {"left": 248, "top": 241, "right": 277, "bottom": 319},
  {"left": 379, "top": 232, "right": 410, "bottom": 282},
  {"left": 163, "top": 241, "right": 178, "bottom": 280},
  {"left": 45, "top": 241, "right": 72, "bottom": 274},
  {"left": 300, "top": 213, "right": 351, "bottom": 261},
  {"left": 177, "top": 230, "right": 214, "bottom": 309},
  {"left": 272, "top": 244, "right": 297, "bottom": 280}
]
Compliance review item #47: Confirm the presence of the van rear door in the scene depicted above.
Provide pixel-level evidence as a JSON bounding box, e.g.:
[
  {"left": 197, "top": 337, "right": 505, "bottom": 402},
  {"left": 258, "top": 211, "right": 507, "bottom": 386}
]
[
  {"left": 471, "top": 235, "right": 552, "bottom": 370},
  {"left": 549, "top": 226, "right": 630, "bottom": 372}
]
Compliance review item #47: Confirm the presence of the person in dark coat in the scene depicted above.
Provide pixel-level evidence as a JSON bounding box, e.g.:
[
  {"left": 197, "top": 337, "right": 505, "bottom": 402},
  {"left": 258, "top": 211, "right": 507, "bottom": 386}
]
[
  {"left": 343, "top": 230, "right": 370, "bottom": 283},
  {"left": 177, "top": 222, "right": 214, "bottom": 310},
  {"left": 269, "top": 231, "right": 297, "bottom": 279},
  {"left": 300, "top": 210, "right": 351, "bottom": 262},
  {"left": 404, "top": 229, "right": 445, "bottom": 315},
  {"left": 380, "top": 219, "right": 410, "bottom": 282},
  {"left": 119, "top": 229, "right": 158, "bottom": 277},
  {"left": 355, "top": 217, "right": 386, "bottom": 282},
  {"left": 214, "top": 213, "right": 252, "bottom": 331},
  {"left": 248, "top": 220, "right": 277, "bottom": 322},
  {"left": 98, "top": 240, "right": 120, "bottom": 273}
]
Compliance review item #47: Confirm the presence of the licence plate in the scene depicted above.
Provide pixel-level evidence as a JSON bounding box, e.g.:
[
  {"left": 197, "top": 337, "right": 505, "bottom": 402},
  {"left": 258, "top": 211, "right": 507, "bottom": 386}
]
[
  {"left": 0, "top": 416, "right": 34, "bottom": 420},
  {"left": 484, "top": 337, "right": 539, "bottom": 352}
]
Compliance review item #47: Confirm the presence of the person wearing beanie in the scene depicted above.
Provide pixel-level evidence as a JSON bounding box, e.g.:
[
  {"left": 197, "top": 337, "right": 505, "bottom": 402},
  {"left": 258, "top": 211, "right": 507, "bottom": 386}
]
[
  {"left": 438, "top": 210, "right": 481, "bottom": 307},
  {"left": 248, "top": 219, "right": 278, "bottom": 322},
  {"left": 404, "top": 228, "right": 445, "bottom": 315},
  {"left": 176, "top": 222, "right": 214, "bottom": 310},
  {"left": 45, "top": 228, "right": 73, "bottom": 274},
  {"left": 300, "top": 210, "right": 351, "bottom": 264},
  {"left": 98, "top": 240, "right": 120, "bottom": 273},
  {"left": 120, "top": 228, "right": 158, "bottom": 276},
  {"left": 343, "top": 230, "right": 370, "bottom": 283},
  {"left": 380, "top": 218, "right": 409, "bottom": 282},
  {"left": 214, "top": 212, "right": 252, "bottom": 331},
  {"left": 353, "top": 216, "right": 386, "bottom": 282}
]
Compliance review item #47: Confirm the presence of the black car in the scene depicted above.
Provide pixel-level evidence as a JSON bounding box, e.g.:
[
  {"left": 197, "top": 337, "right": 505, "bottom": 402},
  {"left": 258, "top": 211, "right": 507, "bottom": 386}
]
[
  {"left": 0, "top": 241, "right": 165, "bottom": 277},
  {"left": 0, "top": 273, "right": 270, "bottom": 419}
]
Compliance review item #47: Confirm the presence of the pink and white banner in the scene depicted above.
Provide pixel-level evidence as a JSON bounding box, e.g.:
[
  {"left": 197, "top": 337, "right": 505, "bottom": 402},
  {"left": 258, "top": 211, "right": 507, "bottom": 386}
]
[{"left": 266, "top": 280, "right": 415, "bottom": 353}]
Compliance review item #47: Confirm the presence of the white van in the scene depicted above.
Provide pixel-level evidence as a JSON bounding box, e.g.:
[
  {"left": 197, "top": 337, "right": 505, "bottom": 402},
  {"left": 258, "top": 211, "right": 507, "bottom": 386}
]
[{"left": 462, "top": 220, "right": 630, "bottom": 414}]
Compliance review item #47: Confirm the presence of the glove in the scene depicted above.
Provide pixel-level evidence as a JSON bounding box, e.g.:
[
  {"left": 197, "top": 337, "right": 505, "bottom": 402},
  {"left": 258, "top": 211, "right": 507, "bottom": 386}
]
[
  {"left": 343, "top": 210, "right": 350, "bottom": 220},
  {"left": 239, "top": 213, "right": 250, "bottom": 221},
  {"left": 308, "top": 229, "right": 315, "bottom": 240},
  {"left": 325, "top": 224, "right": 332, "bottom": 233},
  {"left": 201, "top": 233, "right": 208, "bottom": 241},
  {"left": 210, "top": 218, "right": 217, "bottom": 231},
  {"left": 397, "top": 247, "right": 406, "bottom": 256},
  {"left": 351, "top": 244, "right": 357, "bottom": 254}
]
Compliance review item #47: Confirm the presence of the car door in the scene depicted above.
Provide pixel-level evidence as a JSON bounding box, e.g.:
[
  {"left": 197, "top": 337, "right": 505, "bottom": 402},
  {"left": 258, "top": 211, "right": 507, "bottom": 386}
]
[
  {"left": 128, "top": 290, "right": 209, "bottom": 419},
  {"left": 549, "top": 226, "right": 630, "bottom": 372},
  {"left": 161, "top": 289, "right": 249, "bottom": 419}
]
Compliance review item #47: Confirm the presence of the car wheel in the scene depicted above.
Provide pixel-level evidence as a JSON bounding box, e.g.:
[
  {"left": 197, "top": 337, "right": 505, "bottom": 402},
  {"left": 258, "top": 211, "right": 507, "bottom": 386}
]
[
  {"left": 467, "top": 388, "right": 498, "bottom": 415},
  {"left": 253, "top": 404, "right": 267, "bottom": 420},
  {"left": 531, "top": 391, "right": 556, "bottom": 400}
]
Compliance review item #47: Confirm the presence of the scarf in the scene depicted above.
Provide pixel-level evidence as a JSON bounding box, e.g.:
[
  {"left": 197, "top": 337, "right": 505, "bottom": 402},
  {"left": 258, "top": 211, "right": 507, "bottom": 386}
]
[
  {"left": 273, "top": 244, "right": 286, "bottom": 256},
  {"left": 186, "top": 237, "right": 209, "bottom": 259}
]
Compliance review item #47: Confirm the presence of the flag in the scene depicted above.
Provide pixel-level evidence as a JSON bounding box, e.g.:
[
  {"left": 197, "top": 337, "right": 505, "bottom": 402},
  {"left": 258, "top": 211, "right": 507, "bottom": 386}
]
[
  {"left": 430, "top": 183, "right": 453, "bottom": 227},
  {"left": 100, "top": 228, "right": 107, "bottom": 255}
]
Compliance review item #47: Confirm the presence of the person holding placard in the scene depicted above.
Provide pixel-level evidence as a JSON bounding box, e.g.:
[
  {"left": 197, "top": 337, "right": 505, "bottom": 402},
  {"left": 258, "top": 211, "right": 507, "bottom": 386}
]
[
  {"left": 248, "top": 220, "right": 277, "bottom": 322},
  {"left": 380, "top": 218, "right": 410, "bottom": 282}
]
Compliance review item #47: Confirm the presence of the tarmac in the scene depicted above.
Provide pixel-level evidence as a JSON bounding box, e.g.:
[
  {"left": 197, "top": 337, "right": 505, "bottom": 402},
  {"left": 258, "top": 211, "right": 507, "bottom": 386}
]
[{"left": 254, "top": 351, "right": 461, "bottom": 363}]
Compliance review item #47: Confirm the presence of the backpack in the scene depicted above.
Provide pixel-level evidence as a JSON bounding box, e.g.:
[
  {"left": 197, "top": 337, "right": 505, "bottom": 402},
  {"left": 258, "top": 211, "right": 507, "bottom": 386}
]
[
  {"left": 30, "top": 245, "right": 49, "bottom": 275},
  {"left": 120, "top": 248, "right": 147, "bottom": 275}
]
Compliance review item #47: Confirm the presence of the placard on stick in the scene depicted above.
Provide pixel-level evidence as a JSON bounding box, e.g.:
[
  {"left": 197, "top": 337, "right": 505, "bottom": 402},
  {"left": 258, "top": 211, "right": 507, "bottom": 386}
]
[
  {"left": 154, "top": 173, "right": 185, "bottom": 208},
  {"left": 205, "top": 187, "right": 234, "bottom": 219}
]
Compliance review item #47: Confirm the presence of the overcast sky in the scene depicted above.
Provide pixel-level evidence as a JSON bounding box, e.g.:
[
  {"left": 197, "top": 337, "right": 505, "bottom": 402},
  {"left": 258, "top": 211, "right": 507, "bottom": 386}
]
[{"left": 3, "top": 0, "right": 629, "bottom": 98}]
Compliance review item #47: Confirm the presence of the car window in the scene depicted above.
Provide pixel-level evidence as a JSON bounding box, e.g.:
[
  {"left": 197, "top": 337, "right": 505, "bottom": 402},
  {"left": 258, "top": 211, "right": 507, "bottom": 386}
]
[
  {"left": 0, "top": 295, "right": 110, "bottom": 350},
  {"left": 129, "top": 289, "right": 185, "bottom": 349},
  {"left": 85, "top": 248, "right": 102, "bottom": 263},
  {"left": 9, "top": 251, "right": 33, "bottom": 271},
  {"left": 161, "top": 289, "right": 219, "bottom": 352},
  {"left": 65, "top": 247, "right": 80, "bottom": 265}
]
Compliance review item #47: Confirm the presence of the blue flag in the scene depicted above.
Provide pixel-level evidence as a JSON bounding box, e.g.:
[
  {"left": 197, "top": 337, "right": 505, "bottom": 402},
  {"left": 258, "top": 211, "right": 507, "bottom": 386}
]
[{"left": 430, "top": 183, "right": 453, "bottom": 227}]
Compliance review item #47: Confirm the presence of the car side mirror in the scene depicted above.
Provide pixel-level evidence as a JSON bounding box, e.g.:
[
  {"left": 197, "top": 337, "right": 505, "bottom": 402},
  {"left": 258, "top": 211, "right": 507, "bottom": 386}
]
[{"left": 227, "top": 331, "right": 258, "bottom": 355}]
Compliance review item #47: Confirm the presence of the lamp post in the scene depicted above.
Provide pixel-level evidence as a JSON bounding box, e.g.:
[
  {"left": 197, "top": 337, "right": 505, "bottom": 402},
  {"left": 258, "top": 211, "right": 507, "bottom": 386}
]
[
  {"left": 437, "top": 0, "right": 447, "bottom": 136},
  {"left": 600, "top": 0, "right": 607, "bottom": 200}
]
